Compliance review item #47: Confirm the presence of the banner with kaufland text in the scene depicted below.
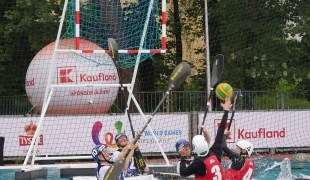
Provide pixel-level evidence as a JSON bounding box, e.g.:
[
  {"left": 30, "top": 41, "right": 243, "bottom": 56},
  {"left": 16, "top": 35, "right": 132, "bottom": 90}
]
[
  {"left": 199, "top": 111, "right": 310, "bottom": 149},
  {"left": 0, "top": 110, "right": 309, "bottom": 156}
]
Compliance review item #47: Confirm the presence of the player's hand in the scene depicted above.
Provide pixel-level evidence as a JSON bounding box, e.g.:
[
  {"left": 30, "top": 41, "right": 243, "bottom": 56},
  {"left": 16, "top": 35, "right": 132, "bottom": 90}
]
[
  {"left": 134, "top": 142, "right": 139, "bottom": 148},
  {"left": 221, "top": 96, "right": 232, "bottom": 111},
  {"left": 198, "top": 124, "right": 204, "bottom": 132},
  {"left": 144, "top": 166, "right": 150, "bottom": 173},
  {"left": 127, "top": 143, "right": 135, "bottom": 150},
  {"left": 136, "top": 130, "right": 142, "bottom": 137},
  {"left": 225, "top": 130, "right": 231, "bottom": 136}
]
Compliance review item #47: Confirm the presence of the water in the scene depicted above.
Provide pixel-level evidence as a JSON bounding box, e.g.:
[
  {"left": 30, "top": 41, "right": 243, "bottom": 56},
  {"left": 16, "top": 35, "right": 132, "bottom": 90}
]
[{"left": 0, "top": 158, "right": 309, "bottom": 180}]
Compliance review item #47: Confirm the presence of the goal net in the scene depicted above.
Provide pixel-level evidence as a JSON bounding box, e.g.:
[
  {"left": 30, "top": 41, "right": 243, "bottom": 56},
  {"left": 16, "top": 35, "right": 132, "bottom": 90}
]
[
  {"left": 61, "top": 0, "right": 165, "bottom": 68},
  {"left": 19, "top": 0, "right": 176, "bottom": 168}
]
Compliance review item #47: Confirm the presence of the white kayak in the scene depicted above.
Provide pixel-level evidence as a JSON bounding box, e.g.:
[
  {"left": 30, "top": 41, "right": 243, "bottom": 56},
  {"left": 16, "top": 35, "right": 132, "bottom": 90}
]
[{"left": 71, "top": 174, "right": 155, "bottom": 180}]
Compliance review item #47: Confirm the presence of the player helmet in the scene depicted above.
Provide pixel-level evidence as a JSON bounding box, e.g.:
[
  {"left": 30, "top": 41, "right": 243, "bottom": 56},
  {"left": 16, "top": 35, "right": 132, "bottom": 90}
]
[
  {"left": 236, "top": 140, "right": 254, "bottom": 156},
  {"left": 91, "top": 144, "right": 108, "bottom": 164},
  {"left": 175, "top": 139, "right": 190, "bottom": 152},
  {"left": 114, "top": 133, "right": 128, "bottom": 142},
  {"left": 192, "top": 135, "right": 209, "bottom": 157}
]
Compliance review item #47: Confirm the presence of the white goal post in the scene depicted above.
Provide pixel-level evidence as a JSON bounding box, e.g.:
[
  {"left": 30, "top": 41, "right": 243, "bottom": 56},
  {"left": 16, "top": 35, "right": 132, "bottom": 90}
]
[{"left": 22, "top": 0, "right": 171, "bottom": 170}]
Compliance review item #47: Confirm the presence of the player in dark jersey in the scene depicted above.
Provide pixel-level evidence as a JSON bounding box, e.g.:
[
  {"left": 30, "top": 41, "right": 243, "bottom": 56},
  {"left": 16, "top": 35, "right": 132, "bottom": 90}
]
[
  {"left": 180, "top": 96, "right": 232, "bottom": 180},
  {"left": 176, "top": 125, "right": 211, "bottom": 174}
]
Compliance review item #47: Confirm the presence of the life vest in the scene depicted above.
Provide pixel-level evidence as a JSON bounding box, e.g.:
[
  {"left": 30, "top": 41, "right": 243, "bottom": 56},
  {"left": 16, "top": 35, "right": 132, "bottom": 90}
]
[
  {"left": 195, "top": 155, "right": 226, "bottom": 180},
  {"left": 226, "top": 158, "right": 255, "bottom": 180}
]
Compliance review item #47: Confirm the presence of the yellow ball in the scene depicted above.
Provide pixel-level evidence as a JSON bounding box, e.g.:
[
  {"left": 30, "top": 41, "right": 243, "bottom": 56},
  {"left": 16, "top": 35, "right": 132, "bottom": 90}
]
[{"left": 215, "top": 83, "right": 233, "bottom": 100}]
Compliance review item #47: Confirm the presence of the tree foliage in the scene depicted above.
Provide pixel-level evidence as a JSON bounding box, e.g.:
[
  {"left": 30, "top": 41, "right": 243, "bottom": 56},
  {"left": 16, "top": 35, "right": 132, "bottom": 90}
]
[
  {"left": 163, "top": 0, "right": 310, "bottom": 92},
  {"left": 0, "top": 0, "right": 310, "bottom": 96},
  {"left": 0, "top": 0, "right": 63, "bottom": 95}
]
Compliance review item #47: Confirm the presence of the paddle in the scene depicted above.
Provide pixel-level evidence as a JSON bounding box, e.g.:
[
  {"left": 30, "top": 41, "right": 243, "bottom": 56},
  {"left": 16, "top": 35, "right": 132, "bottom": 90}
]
[
  {"left": 103, "top": 61, "right": 191, "bottom": 180},
  {"left": 200, "top": 54, "right": 224, "bottom": 135},
  {"left": 108, "top": 38, "right": 146, "bottom": 173},
  {"left": 227, "top": 89, "right": 241, "bottom": 131}
]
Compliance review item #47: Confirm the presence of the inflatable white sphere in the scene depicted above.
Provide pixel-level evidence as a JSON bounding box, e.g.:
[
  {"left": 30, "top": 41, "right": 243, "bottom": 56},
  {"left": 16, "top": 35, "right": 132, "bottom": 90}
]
[{"left": 25, "top": 39, "right": 119, "bottom": 114}]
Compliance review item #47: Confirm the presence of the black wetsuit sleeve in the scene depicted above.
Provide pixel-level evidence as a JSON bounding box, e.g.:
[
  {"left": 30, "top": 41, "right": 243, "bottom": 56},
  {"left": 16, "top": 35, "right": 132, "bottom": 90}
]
[
  {"left": 178, "top": 159, "right": 191, "bottom": 172},
  {"left": 222, "top": 135, "right": 245, "bottom": 170},
  {"left": 180, "top": 157, "right": 206, "bottom": 177},
  {"left": 209, "top": 110, "right": 229, "bottom": 162}
]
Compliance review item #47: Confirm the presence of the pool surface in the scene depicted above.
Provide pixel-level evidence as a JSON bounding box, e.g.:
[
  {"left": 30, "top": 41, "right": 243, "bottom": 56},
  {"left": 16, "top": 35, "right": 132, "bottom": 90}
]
[{"left": 0, "top": 158, "right": 309, "bottom": 180}]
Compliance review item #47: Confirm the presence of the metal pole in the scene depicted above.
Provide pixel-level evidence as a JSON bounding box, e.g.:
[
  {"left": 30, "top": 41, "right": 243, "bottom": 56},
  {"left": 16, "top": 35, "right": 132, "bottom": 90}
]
[{"left": 204, "top": 0, "right": 211, "bottom": 111}]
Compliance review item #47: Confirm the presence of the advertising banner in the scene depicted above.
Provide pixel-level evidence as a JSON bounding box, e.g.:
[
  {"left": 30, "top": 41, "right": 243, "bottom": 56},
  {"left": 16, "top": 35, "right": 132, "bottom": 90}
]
[
  {"left": 0, "top": 110, "right": 309, "bottom": 156},
  {"left": 0, "top": 114, "right": 189, "bottom": 156},
  {"left": 199, "top": 111, "right": 310, "bottom": 149}
]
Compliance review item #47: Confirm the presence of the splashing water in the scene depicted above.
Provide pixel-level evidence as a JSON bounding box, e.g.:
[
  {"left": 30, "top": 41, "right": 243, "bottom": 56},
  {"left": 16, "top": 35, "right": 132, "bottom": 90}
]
[
  {"left": 276, "top": 158, "right": 292, "bottom": 180},
  {"left": 264, "top": 161, "right": 283, "bottom": 171},
  {"left": 262, "top": 158, "right": 294, "bottom": 180}
]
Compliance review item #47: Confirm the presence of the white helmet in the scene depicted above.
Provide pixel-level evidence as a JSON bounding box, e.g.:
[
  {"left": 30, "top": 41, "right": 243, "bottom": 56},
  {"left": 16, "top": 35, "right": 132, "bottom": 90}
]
[
  {"left": 236, "top": 140, "right": 254, "bottom": 156},
  {"left": 192, "top": 135, "right": 209, "bottom": 157}
]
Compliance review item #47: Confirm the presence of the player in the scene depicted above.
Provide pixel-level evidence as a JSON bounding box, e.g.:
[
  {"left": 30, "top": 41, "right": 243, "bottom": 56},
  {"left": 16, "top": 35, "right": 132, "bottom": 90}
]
[
  {"left": 179, "top": 96, "right": 232, "bottom": 179},
  {"left": 175, "top": 125, "right": 211, "bottom": 174},
  {"left": 112, "top": 132, "right": 149, "bottom": 179},
  {"left": 222, "top": 131, "right": 255, "bottom": 180},
  {"left": 91, "top": 141, "right": 136, "bottom": 180}
]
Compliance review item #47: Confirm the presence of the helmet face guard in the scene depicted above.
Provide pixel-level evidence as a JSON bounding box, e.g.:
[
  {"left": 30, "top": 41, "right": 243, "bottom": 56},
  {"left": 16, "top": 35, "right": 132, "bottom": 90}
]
[{"left": 92, "top": 145, "right": 112, "bottom": 164}]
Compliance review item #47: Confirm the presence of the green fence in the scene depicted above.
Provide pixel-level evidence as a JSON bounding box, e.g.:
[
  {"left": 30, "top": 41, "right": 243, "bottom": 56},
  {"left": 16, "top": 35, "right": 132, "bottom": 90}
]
[
  {"left": 0, "top": 95, "right": 33, "bottom": 115},
  {"left": 1, "top": 90, "right": 310, "bottom": 115}
]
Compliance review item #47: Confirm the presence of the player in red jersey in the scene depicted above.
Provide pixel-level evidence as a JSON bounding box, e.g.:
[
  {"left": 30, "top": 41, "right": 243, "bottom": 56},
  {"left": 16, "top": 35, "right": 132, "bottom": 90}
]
[{"left": 222, "top": 131, "right": 255, "bottom": 180}]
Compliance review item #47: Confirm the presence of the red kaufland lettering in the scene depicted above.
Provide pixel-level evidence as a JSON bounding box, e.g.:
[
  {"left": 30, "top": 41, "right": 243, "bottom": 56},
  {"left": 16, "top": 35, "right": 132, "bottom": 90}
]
[
  {"left": 80, "top": 73, "right": 116, "bottom": 82},
  {"left": 25, "top": 78, "right": 35, "bottom": 86},
  {"left": 19, "top": 135, "right": 44, "bottom": 146},
  {"left": 238, "top": 128, "right": 286, "bottom": 139}
]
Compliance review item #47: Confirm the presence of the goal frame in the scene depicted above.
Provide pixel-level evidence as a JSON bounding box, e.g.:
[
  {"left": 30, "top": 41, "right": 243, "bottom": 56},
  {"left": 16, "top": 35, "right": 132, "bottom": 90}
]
[{"left": 22, "top": 0, "right": 169, "bottom": 170}]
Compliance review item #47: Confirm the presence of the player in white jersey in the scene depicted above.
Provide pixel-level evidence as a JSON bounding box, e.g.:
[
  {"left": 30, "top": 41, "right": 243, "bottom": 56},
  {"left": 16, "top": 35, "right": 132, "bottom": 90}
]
[
  {"left": 112, "top": 132, "right": 149, "bottom": 180},
  {"left": 91, "top": 142, "right": 136, "bottom": 180}
]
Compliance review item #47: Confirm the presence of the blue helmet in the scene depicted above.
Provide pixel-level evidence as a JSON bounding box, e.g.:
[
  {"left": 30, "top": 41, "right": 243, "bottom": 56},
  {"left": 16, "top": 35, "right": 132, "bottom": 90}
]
[
  {"left": 91, "top": 145, "right": 107, "bottom": 163},
  {"left": 115, "top": 133, "right": 128, "bottom": 142},
  {"left": 175, "top": 139, "right": 190, "bottom": 152}
]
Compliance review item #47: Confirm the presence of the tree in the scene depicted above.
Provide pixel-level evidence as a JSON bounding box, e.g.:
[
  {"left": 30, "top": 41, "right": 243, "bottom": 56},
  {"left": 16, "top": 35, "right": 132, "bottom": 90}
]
[
  {"left": 0, "top": 0, "right": 63, "bottom": 95},
  {"left": 210, "top": 0, "right": 310, "bottom": 91}
]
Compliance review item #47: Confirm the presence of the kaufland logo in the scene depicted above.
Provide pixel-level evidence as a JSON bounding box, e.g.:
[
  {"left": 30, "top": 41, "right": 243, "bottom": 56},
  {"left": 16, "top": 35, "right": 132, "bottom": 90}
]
[
  {"left": 238, "top": 128, "right": 286, "bottom": 139},
  {"left": 215, "top": 118, "right": 286, "bottom": 142},
  {"left": 57, "top": 66, "right": 77, "bottom": 84},
  {"left": 57, "top": 66, "right": 117, "bottom": 84}
]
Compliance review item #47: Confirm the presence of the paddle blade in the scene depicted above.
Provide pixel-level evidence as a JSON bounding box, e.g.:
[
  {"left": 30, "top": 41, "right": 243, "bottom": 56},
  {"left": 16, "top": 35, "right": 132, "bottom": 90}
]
[
  {"left": 168, "top": 62, "right": 191, "bottom": 90},
  {"left": 108, "top": 38, "right": 119, "bottom": 64},
  {"left": 211, "top": 54, "right": 224, "bottom": 88},
  {"left": 133, "top": 148, "right": 146, "bottom": 173},
  {"left": 103, "top": 158, "right": 125, "bottom": 180}
]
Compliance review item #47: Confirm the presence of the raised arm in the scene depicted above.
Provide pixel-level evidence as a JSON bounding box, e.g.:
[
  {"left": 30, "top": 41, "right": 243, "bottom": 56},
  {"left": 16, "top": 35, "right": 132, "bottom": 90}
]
[
  {"left": 198, "top": 124, "right": 211, "bottom": 144},
  {"left": 209, "top": 96, "right": 232, "bottom": 160},
  {"left": 222, "top": 131, "right": 239, "bottom": 159},
  {"left": 222, "top": 131, "right": 245, "bottom": 170},
  {"left": 118, "top": 131, "right": 142, "bottom": 159}
]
